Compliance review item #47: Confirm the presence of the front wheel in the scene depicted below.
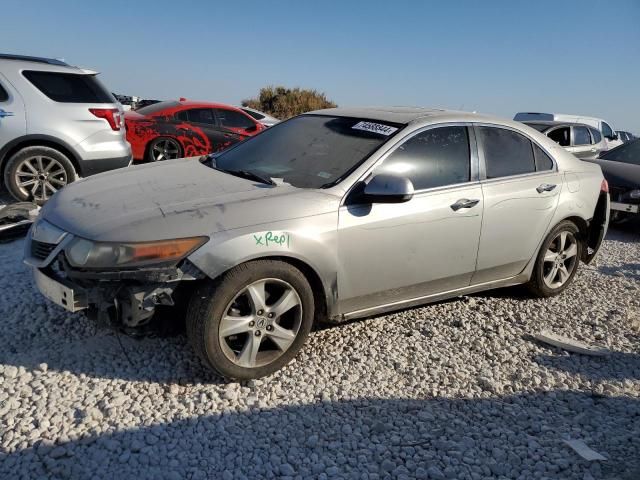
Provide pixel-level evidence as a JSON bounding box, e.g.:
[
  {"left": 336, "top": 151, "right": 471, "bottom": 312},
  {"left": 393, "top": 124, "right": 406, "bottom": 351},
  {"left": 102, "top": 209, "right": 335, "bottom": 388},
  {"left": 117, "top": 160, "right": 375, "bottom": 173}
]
[
  {"left": 186, "top": 260, "right": 315, "bottom": 380},
  {"left": 527, "top": 220, "right": 582, "bottom": 297}
]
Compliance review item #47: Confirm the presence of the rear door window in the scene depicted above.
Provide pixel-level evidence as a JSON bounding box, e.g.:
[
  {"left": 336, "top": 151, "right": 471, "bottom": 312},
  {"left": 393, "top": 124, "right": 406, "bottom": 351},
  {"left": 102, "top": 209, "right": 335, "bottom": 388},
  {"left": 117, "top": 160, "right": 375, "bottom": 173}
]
[
  {"left": 573, "top": 126, "right": 592, "bottom": 146},
  {"left": 376, "top": 126, "right": 470, "bottom": 190},
  {"left": 547, "top": 127, "right": 570, "bottom": 146},
  {"left": 185, "top": 108, "right": 216, "bottom": 125},
  {"left": 23, "top": 71, "right": 113, "bottom": 103},
  {"left": 590, "top": 128, "right": 602, "bottom": 143},
  {"left": 477, "top": 126, "right": 536, "bottom": 179},
  {"left": 215, "top": 109, "right": 256, "bottom": 129}
]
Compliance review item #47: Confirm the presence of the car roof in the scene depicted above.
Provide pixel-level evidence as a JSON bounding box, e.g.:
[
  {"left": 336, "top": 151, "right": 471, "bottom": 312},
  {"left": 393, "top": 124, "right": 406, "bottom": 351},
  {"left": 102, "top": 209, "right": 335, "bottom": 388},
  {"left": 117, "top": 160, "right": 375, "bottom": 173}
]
[
  {"left": 177, "top": 100, "right": 243, "bottom": 110},
  {"left": 307, "top": 106, "right": 536, "bottom": 130},
  {"left": 522, "top": 120, "right": 595, "bottom": 130},
  {"left": 0, "top": 53, "right": 69, "bottom": 66}
]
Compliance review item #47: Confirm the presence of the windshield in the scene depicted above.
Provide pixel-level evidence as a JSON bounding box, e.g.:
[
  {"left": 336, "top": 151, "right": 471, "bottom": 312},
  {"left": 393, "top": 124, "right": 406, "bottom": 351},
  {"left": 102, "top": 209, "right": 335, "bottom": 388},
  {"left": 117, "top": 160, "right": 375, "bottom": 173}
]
[{"left": 214, "top": 115, "right": 404, "bottom": 188}]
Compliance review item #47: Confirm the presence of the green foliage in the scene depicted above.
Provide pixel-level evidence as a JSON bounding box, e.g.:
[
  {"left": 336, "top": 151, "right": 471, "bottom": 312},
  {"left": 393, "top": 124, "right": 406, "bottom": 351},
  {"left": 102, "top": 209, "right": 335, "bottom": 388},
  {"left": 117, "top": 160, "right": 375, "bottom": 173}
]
[{"left": 242, "top": 86, "right": 337, "bottom": 120}]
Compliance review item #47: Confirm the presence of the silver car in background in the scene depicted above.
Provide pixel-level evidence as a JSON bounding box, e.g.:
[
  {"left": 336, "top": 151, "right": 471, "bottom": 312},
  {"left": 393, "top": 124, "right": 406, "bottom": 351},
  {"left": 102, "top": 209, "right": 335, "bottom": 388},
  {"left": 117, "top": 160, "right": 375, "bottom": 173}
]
[
  {"left": 239, "top": 106, "right": 280, "bottom": 127},
  {"left": 522, "top": 121, "right": 607, "bottom": 160},
  {"left": 0, "top": 54, "right": 131, "bottom": 204},
  {"left": 25, "top": 107, "right": 609, "bottom": 379}
]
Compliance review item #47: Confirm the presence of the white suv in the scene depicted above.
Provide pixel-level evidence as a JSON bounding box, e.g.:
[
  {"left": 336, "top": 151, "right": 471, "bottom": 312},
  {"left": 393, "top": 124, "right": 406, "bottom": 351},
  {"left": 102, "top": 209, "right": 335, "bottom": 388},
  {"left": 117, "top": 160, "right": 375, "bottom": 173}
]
[
  {"left": 0, "top": 54, "right": 131, "bottom": 204},
  {"left": 514, "top": 112, "right": 623, "bottom": 152}
]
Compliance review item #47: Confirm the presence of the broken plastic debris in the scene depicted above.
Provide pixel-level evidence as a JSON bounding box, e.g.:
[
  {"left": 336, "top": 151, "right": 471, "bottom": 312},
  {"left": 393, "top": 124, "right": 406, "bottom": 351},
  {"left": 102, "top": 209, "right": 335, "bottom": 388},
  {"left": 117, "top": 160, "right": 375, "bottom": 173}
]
[
  {"left": 0, "top": 202, "right": 40, "bottom": 242},
  {"left": 563, "top": 438, "right": 607, "bottom": 461},
  {"left": 532, "top": 330, "right": 610, "bottom": 356}
]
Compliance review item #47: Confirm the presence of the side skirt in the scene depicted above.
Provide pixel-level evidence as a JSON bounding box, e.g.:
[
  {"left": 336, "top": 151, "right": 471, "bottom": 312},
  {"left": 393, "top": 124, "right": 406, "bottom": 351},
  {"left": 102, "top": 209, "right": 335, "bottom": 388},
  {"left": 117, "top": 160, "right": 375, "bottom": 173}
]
[{"left": 337, "top": 273, "right": 529, "bottom": 322}]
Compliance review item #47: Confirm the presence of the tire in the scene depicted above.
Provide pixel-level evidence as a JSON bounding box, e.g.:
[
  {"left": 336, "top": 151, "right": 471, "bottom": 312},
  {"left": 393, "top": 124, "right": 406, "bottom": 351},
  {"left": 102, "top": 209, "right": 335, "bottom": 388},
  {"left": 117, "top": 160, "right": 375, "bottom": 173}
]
[
  {"left": 146, "top": 137, "right": 182, "bottom": 162},
  {"left": 186, "top": 260, "right": 315, "bottom": 380},
  {"left": 3, "top": 146, "right": 76, "bottom": 205},
  {"left": 527, "top": 220, "right": 583, "bottom": 298}
]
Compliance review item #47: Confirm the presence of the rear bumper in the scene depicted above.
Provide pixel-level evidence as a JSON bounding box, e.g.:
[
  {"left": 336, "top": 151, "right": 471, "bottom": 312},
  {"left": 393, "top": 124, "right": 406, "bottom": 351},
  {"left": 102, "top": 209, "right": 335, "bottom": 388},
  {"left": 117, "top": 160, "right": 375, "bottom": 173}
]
[
  {"left": 610, "top": 201, "right": 639, "bottom": 214},
  {"left": 80, "top": 154, "right": 132, "bottom": 176},
  {"left": 584, "top": 192, "right": 609, "bottom": 265}
]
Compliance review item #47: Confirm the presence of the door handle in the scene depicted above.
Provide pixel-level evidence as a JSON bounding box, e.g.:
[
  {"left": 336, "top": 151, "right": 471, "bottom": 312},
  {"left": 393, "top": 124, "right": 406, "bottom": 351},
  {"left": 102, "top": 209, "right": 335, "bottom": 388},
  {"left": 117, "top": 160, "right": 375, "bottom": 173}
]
[
  {"left": 0, "top": 109, "right": 14, "bottom": 118},
  {"left": 450, "top": 198, "right": 480, "bottom": 211},
  {"left": 536, "top": 183, "right": 557, "bottom": 193}
]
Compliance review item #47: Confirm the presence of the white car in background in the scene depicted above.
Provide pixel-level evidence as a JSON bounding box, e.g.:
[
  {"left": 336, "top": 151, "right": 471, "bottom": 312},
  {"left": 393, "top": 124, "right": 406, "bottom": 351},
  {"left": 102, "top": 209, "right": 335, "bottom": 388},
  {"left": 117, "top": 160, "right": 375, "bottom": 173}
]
[
  {"left": 238, "top": 106, "right": 280, "bottom": 127},
  {"left": 514, "top": 112, "right": 623, "bottom": 151}
]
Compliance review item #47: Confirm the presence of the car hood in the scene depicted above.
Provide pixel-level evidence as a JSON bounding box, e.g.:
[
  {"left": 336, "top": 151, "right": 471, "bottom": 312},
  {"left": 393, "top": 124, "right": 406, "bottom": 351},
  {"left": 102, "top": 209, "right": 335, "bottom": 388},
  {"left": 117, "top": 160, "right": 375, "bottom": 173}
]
[{"left": 40, "top": 158, "right": 339, "bottom": 242}]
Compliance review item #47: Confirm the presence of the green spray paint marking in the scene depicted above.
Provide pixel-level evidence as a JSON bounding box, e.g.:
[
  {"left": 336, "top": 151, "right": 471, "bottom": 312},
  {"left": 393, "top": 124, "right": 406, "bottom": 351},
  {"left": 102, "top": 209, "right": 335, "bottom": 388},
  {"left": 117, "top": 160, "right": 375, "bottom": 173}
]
[{"left": 254, "top": 231, "right": 290, "bottom": 248}]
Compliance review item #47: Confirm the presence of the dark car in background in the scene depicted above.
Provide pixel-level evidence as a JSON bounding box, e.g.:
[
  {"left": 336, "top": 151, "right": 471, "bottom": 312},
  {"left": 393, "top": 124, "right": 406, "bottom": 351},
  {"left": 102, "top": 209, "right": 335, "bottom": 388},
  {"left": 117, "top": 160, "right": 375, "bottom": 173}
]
[
  {"left": 522, "top": 121, "right": 606, "bottom": 160},
  {"left": 587, "top": 139, "right": 640, "bottom": 222},
  {"left": 125, "top": 100, "right": 265, "bottom": 162},
  {"left": 616, "top": 131, "right": 636, "bottom": 144}
]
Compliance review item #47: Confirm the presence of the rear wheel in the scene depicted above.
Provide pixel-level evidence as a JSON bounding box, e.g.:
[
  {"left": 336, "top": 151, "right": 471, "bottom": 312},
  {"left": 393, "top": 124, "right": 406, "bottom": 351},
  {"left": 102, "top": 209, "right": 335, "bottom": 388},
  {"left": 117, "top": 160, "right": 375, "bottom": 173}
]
[
  {"left": 4, "top": 146, "right": 76, "bottom": 205},
  {"left": 527, "top": 220, "right": 582, "bottom": 297},
  {"left": 186, "top": 260, "right": 314, "bottom": 380},
  {"left": 147, "top": 137, "right": 182, "bottom": 162}
]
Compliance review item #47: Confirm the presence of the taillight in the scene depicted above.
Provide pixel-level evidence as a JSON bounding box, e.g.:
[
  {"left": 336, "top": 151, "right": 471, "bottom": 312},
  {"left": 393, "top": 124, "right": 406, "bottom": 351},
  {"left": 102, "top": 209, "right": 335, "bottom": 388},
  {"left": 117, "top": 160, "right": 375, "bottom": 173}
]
[
  {"left": 89, "top": 108, "right": 122, "bottom": 131},
  {"left": 600, "top": 179, "right": 609, "bottom": 193}
]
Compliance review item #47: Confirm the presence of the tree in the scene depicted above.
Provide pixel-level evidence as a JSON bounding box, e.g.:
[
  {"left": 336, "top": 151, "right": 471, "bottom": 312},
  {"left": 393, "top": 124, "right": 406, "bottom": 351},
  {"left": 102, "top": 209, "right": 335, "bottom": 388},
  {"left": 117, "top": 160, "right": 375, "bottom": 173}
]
[{"left": 242, "top": 86, "right": 337, "bottom": 120}]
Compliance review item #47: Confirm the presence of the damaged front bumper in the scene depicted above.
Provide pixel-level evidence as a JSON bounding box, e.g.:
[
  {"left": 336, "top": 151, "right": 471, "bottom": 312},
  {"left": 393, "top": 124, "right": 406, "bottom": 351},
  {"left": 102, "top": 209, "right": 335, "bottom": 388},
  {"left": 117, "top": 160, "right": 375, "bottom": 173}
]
[{"left": 24, "top": 224, "right": 204, "bottom": 328}]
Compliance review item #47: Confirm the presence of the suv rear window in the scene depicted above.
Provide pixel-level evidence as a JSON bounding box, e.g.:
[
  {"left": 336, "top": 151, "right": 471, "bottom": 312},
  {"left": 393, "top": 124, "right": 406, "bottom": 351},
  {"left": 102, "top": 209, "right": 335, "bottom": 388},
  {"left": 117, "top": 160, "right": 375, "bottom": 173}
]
[
  {"left": 0, "top": 83, "right": 8, "bottom": 102},
  {"left": 23, "top": 71, "right": 113, "bottom": 103}
]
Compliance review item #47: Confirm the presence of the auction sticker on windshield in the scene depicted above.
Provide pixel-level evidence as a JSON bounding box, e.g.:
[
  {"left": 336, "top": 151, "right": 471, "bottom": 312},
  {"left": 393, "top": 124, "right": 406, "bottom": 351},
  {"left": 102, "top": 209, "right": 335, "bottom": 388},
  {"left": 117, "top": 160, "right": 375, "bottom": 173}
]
[{"left": 352, "top": 121, "right": 398, "bottom": 136}]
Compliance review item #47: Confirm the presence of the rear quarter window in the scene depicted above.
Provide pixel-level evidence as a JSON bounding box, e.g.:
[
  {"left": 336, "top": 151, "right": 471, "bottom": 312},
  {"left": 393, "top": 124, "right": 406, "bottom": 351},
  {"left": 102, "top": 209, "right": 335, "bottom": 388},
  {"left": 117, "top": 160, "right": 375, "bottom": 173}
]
[
  {"left": 0, "top": 83, "right": 7, "bottom": 102},
  {"left": 23, "top": 71, "right": 114, "bottom": 103}
]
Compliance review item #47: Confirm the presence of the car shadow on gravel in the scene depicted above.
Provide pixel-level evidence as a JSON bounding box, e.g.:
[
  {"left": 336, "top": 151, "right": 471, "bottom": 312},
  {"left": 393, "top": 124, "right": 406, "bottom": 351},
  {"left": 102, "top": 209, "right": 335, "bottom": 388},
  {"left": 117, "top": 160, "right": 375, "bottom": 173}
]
[
  {"left": 597, "top": 263, "right": 640, "bottom": 280},
  {"left": 2, "top": 391, "right": 638, "bottom": 480},
  {"left": 535, "top": 352, "right": 640, "bottom": 382}
]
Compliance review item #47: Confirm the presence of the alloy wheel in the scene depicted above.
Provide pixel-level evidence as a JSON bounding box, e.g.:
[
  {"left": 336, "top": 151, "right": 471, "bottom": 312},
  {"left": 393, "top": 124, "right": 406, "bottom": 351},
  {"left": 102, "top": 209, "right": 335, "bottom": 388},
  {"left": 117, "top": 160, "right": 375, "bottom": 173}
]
[
  {"left": 542, "top": 231, "right": 579, "bottom": 289},
  {"left": 151, "top": 139, "right": 180, "bottom": 161},
  {"left": 15, "top": 156, "right": 68, "bottom": 202},
  {"left": 219, "top": 278, "right": 302, "bottom": 368}
]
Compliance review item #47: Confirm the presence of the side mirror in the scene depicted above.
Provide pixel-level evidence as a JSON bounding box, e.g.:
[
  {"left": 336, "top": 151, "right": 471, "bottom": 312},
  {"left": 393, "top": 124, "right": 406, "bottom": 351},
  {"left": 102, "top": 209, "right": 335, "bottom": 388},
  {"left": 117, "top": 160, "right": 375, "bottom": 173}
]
[{"left": 361, "top": 173, "right": 414, "bottom": 203}]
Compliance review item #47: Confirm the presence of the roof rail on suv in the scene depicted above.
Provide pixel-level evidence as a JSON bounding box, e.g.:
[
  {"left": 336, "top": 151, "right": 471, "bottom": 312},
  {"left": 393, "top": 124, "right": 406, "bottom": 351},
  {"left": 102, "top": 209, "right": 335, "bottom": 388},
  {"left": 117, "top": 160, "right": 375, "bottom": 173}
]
[{"left": 0, "top": 53, "right": 69, "bottom": 67}]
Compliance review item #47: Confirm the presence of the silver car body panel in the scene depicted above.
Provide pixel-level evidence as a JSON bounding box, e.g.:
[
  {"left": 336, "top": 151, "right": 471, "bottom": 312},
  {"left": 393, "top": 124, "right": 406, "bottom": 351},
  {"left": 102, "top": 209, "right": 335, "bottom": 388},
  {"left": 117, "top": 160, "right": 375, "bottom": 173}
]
[{"left": 28, "top": 107, "right": 607, "bottom": 321}]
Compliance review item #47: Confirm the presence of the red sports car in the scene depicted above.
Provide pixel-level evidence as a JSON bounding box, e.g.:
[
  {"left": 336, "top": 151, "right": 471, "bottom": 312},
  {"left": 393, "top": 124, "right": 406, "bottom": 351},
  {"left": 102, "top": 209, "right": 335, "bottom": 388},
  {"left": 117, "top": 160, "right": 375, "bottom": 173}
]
[{"left": 125, "top": 100, "right": 265, "bottom": 162}]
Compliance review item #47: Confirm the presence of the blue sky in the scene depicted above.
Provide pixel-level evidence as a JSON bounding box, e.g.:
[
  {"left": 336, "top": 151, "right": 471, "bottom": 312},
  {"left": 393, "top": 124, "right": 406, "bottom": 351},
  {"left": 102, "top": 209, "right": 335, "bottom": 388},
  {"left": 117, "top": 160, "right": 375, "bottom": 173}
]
[{"left": 4, "top": 0, "right": 640, "bottom": 131}]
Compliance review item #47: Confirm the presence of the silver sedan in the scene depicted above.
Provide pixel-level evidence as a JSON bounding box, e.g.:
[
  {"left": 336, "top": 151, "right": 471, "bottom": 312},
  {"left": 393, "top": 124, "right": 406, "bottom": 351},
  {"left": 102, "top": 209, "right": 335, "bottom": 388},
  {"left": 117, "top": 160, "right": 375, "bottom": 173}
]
[{"left": 25, "top": 107, "right": 609, "bottom": 379}]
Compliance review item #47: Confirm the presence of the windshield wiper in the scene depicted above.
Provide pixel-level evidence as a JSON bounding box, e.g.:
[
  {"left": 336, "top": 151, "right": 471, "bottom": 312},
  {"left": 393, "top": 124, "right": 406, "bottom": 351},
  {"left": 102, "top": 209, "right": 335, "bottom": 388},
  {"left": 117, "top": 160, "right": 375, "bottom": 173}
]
[{"left": 213, "top": 166, "right": 275, "bottom": 186}]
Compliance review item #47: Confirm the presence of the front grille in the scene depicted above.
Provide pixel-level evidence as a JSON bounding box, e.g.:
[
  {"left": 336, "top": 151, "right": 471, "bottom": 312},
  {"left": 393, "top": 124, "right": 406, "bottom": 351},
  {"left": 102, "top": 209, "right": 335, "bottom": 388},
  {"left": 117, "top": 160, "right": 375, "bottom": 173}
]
[{"left": 31, "top": 240, "right": 57, "bottom": 260}]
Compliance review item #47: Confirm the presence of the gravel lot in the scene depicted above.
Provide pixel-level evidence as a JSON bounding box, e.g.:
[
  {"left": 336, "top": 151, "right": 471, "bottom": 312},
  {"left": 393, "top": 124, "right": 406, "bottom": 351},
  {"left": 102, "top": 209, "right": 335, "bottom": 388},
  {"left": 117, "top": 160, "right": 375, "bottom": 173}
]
[{"left": 0, "top": 218, "right": 638, "bottom": 479}]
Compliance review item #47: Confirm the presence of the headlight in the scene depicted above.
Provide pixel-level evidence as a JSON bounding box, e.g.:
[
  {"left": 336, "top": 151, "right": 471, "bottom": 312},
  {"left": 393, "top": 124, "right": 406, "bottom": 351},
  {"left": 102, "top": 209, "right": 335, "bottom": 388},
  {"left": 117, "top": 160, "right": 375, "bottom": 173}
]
[
  {"left": 65, "top": 236, "right": 208, "bottom": 269},
  {"left": 629, "top": 189, "right": 640, "bottom": 200}
]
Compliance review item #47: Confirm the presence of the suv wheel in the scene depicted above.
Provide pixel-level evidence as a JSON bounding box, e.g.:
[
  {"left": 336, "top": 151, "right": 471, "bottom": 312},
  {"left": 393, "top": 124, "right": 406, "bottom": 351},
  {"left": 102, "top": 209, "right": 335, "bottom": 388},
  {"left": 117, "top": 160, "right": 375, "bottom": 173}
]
[
  {"left": 4, "top": 146, "right": 76, "bottom": 205},
  {"left": 186, "top": 260, "right": 315, "bottom": 380}
]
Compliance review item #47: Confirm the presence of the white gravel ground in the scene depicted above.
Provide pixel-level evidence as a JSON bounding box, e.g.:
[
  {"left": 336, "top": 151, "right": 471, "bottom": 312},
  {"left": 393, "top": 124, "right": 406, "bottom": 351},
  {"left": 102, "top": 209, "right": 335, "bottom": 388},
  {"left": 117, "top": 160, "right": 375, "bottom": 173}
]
[{"left": 0, "top": 222, "right": 639, "bottom": 479}]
